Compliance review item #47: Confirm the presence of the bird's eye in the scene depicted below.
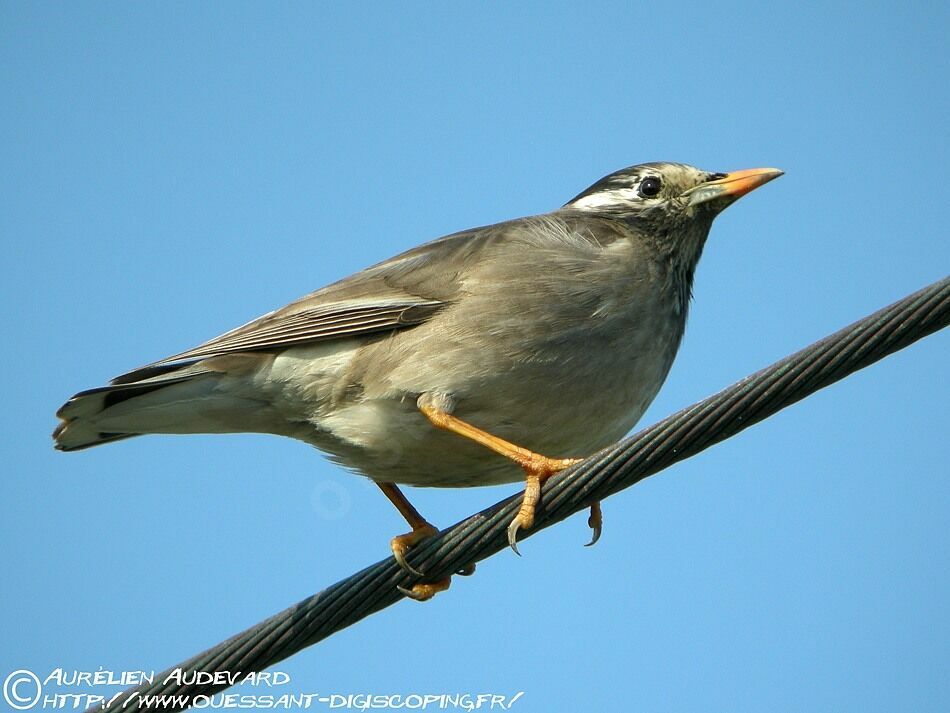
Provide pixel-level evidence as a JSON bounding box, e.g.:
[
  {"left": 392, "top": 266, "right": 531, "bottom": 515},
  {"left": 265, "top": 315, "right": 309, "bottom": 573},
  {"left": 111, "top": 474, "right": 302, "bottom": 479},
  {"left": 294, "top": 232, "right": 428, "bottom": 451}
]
[{"left": 638, "top": 176, "right": 662, "bottom": 198}]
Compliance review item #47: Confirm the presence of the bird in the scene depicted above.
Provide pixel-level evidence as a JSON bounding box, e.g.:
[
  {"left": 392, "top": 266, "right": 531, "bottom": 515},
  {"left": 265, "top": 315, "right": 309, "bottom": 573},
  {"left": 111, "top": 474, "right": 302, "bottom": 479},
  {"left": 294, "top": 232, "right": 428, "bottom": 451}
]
[{"left": 53, "top": 161, "right": 782, "bottom": 599}]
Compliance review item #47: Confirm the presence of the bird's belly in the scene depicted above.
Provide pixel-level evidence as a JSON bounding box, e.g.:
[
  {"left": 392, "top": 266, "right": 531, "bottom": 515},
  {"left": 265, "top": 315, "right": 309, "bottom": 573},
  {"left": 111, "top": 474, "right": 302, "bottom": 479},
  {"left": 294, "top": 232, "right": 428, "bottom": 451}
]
[
  {"left": 318, "top": 399, "right": 526, "bottom": 487},
  {"left": 310, "top": 326, "right": 679, "bottom": 488}
]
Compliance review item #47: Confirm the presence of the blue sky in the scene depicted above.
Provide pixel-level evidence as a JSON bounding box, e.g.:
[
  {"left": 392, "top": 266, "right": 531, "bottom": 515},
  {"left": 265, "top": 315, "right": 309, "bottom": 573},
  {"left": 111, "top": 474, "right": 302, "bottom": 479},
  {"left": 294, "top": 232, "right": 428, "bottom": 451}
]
[{"left": 2, "top": 2, "right": 948, "bottom": 712}]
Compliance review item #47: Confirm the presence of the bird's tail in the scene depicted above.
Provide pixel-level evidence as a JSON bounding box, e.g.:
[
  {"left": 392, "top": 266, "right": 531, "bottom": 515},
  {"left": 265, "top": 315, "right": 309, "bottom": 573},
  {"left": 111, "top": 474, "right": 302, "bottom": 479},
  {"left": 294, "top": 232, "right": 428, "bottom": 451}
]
[{"left": 53, "top": 358, "right": 264, "bottom": 451}]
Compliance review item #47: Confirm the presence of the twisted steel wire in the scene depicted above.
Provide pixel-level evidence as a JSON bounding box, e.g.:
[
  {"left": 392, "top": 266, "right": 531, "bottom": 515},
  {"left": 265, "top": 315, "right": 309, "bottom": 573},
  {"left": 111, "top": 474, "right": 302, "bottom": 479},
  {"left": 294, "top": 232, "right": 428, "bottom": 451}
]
[{"left": 89, "top": 275, "right": 949, "bottom": 712}]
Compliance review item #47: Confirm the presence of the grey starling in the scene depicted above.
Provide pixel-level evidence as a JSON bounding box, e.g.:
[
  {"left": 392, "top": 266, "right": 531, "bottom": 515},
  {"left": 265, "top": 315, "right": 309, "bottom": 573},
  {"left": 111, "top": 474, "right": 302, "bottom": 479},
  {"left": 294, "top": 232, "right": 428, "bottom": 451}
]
[{"left": 54, "top": 162, "right": 782, "bottom": 599}]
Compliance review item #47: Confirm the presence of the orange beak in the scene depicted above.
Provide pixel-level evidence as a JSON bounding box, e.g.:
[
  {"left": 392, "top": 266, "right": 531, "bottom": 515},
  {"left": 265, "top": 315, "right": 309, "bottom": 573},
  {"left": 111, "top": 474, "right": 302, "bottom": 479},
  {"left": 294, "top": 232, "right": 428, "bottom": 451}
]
[{"left": 685, "top": 167, "right": 784, "bottom": 207}]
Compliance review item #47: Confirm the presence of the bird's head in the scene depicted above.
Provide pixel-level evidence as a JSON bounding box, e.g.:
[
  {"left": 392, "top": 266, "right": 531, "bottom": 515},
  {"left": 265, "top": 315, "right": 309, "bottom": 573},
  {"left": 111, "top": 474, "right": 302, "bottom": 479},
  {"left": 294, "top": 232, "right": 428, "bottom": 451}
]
[
  {"left": 563, "top": 161, "right": 783, "bottom": 273},
  {"left": 565, "top": 161, "right": 782, "bottom": 219}
]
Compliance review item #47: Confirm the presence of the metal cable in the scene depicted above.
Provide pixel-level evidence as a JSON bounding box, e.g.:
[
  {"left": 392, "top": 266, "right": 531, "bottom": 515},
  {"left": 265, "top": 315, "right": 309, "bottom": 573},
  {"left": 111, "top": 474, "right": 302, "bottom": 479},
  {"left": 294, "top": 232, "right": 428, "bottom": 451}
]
[{"left": 89, "top": 275, "right": 949, "bottom": 712}]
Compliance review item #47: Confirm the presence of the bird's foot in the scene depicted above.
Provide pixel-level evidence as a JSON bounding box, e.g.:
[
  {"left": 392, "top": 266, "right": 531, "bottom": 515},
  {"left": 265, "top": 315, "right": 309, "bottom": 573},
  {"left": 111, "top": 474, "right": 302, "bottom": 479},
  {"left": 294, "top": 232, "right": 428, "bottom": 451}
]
[
  {"left": 390, "top": 522, "right": 439, "bottom": 577},
  {"left": 391, "top": 522, "right": 476, "bottom": 601},
  {"left": 507, "top": 455, "right": 582, "bottom": 554},
  {"left": 378, "top": 482, "right": 475, "bottom": 602}
]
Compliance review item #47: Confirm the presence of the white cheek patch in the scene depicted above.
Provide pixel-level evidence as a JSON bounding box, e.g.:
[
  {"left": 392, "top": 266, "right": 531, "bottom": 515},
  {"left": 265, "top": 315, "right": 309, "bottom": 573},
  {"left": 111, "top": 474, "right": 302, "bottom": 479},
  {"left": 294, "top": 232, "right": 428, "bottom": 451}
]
[{"left": 569, "top": 187, "right": 642, "bottom": 211}]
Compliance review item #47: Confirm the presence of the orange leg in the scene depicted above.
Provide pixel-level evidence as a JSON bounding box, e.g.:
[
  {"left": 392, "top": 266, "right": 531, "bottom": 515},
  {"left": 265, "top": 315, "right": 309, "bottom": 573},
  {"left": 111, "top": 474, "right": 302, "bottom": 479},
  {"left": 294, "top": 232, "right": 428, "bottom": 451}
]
[
  {"left": 418, "top": 402, "right": 601, "bottom": 553},
  {"left": 377, "top": 482, "right": 474, "bottom": 602}
]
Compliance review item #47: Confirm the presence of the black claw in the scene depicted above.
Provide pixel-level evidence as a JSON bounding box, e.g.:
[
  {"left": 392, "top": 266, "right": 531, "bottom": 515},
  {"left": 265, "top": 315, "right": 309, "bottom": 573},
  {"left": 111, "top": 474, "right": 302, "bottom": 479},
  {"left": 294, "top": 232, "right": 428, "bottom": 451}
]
[
  {"left": 507, "top": 519, "right": 523, "bottom": 556},
  {"left": 584, "top": 525, "right": 602, "bottom": 547}
]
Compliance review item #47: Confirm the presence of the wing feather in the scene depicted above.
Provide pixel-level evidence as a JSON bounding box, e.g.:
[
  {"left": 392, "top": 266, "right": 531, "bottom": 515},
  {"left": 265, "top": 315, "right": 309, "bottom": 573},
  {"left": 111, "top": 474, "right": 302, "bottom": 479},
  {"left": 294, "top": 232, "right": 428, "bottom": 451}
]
[
  {"left": 110, "top": 218, "right": 518, "bottom": 385},
  {"left": 154, "top": 300, "right": 443, "bottom": 363}
]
